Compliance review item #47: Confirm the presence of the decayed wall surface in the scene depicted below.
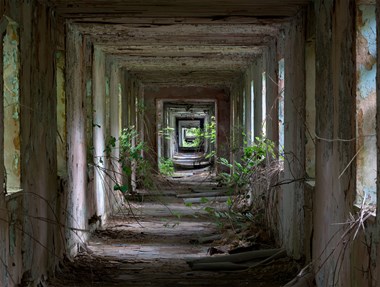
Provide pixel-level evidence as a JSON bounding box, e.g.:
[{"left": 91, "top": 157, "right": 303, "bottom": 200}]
[
  {"left": 280, "top": 13, "right": 306, "bottom": 260},
  {"left": 66, "top": 24, "right": 89, "bottom": 256},
  {"left": 0, "top": 1, "right": 64, "bottom": 286},
  {"left": 313, "top": 1, "right": 358, "bottom": 286},
  {"left": 375, "top": 0, "right": 380, "bottom": 285},
  {"left": 356, "top": 4, "right": 377, "bottom": 206}
]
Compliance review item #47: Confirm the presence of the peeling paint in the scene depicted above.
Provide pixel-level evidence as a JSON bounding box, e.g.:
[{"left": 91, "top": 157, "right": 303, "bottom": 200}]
[{"left": 356, "top": 4, "right": 377, "bottom": 206}]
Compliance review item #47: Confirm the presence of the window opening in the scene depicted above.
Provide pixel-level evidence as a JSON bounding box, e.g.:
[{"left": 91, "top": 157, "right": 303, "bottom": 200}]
[
  {"left": 278, "top": 58, "right": 285, "bottom": 156},
  {"left": 3, "top": 18, "right": 21, "bottom": 193},
  {"left": 242, "top": 89, "right": 246, "bottom": 132},
  {"left": 262, "top": 72, "right": 266, "bottom": 137},
  {"left": 56, "top": 51, "right": 66, "bottom": 176},
  {"left": 250, "top": 80, "right": 254, "bottom": 143}
]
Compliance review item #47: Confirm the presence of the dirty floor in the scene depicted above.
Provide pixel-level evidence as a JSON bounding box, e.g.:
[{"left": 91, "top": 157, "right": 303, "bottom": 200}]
[{"left": 49, "top": 174, "right": 298, "bottom": 287}]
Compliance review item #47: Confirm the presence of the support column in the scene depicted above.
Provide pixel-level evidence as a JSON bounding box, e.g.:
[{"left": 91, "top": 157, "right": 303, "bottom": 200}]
[
  {"left": 92, "top": 47, "right": 107, "bottom": 219},
  {"left": 281, "top": 12, "right": 306, "bottom": 260},
  {"left": 66, "top": 24, "right": 87, "bottom": 254},
  {"left": 108, "top": 63, "right": 124, "bottom": 211},
  {"left": 313, "top": 1, "right": 356, "bottom": 286}
]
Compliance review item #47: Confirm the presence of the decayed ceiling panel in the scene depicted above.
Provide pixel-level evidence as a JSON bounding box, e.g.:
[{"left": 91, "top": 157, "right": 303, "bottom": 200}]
[
  {"left": 48, "top": 0, "right": 311, "bottom": 18},
  {"left": 48, "top": 0, "right": 311, "bottom": 87}
]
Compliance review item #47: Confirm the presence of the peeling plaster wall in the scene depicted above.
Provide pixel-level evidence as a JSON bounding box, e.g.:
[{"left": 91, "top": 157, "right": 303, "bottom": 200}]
[
  {"left": 313, "top": 1, "right": 357, "bottom": 286},
  {"left": 375, "top": 1, "right": 380, "bottom": 285},
  {"left": 0, "top": 1, "right": 66, "bottom": 286},
  {"left": 356, "top": 4, "right": 377, "bottom": 205},
  {"left": 66, "top": 25, "right": 88, "bottom": 256},
  {"left": 279, "top": 13, "right": 306, "bottom": 260}
]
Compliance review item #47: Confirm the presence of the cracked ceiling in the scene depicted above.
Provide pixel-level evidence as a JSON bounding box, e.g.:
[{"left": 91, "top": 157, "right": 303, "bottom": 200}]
[{"left": 49, "top": 0, "right": 311, "bottom": 87}]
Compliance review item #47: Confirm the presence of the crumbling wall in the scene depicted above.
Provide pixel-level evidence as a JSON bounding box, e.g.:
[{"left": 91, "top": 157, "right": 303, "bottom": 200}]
[
  {"left": 278, "top": 12, "right": 306, "bottom": 260},
  {"left": 313, "top": 1, "right": 357, "bottom": 286},
  {"left": 356, "top": 4, "right": 377, "bottom": 206},
  {"left": 0, "top": 1, "right": 66, "bottom": 286}
]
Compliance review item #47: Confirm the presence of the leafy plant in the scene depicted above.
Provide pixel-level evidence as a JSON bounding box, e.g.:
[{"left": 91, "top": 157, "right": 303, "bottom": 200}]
[
  {"left": 101, "top": 126, "right": 153, "bottom": 193},
  {"left": 218, "top": 136, "right": 275, "bottom": 189},
  {"left": 181, "top": 116, "right": 216, "bottom": 151},
  {"left": 159, "top": 157, "right": 175, "bottom": 176},
  {"left": 205, "top": 116, "right": 216, "bottom": 144}
]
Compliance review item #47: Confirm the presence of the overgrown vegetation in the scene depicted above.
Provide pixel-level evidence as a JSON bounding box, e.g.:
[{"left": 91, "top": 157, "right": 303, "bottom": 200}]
[
  {"left": 95, "top": 126, "right": 154, "bottom": 195},
  {"left": 158, "top": 157, "right": 174, "bottom": 176},
  {"left": 218, "top": 136, "right": 276, "bottom": 190}
]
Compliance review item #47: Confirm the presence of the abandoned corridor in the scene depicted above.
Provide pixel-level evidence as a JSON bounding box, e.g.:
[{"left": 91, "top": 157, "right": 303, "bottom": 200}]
[{"left": 0, "top": 0, "right": 380, "bottom": 287}]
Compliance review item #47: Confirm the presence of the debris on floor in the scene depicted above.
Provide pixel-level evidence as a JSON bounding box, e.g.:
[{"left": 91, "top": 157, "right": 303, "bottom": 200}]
[{"left": 48, "top": 173, "right": 300, "bottom": 287}]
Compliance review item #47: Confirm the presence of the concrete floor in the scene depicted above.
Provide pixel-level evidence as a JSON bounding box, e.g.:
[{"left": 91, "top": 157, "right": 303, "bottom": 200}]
[{"left": 48, "top": 177, "right": 297, "bottom": 287}]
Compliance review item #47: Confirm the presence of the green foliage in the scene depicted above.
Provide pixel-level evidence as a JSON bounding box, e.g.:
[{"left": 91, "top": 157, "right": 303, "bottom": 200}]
[
  {"left": 182, "top": 116, "right": 216, "bottom": 149},
  {"left": 101, "top": 126, "right": 153, "bottom": 190},
  {"left": 113, "top": 184, "right": 128, "bottom": 193},
  {"left": 205, "top": 116, "right": 216, "bottom": 144},
  {"left": 218, "top": 136, "right": 275, "bottom": 189},
  {"left": 159, "top": 157, "right": 175, "bottom": 176},
  {"left": 182, "top": 127, "right": 202, "bottom": 148}
]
